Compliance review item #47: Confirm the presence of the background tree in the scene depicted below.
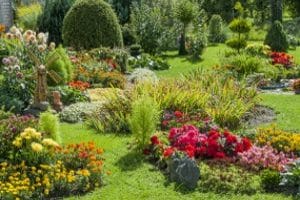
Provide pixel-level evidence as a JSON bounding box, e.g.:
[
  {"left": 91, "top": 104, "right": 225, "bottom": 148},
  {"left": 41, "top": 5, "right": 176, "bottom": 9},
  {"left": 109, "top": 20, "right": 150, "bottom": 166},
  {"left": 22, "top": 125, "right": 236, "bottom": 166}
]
[
  {"left": 38, "top": 0, "right": 75, "bottom": 44},
  {"left": 264, "top": 20, "right": 289, "bottom": 52},
  {"left": 271, "top": 0, "right": 283, "bottom": 22},
  {"left": 226, "top": 2, "right": 251, "bottom": 53},
  {"left": 174, "top": 0, "right": 197, "bottom": 55},
  {"left": 285, "top": 0, "right": 300, "bottom": 17},
  {"left": 208, "top": 14, "right": 226, "bottom": 43}
]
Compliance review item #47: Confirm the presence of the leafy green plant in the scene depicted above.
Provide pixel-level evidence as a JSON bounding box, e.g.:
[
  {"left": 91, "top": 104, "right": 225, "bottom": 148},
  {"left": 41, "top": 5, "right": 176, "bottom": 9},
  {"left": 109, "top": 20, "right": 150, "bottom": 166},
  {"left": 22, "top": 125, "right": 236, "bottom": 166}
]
[
  {"left": 264, "top": 21, "right": 289, "bottom": 52},
  {"left": 187, "top": 33, "right": 207, "bottom": 60},
  {"left": 128, "top": 54, "right": 170, "bottom": 70},
  {"left": 129, "top": 95, "right": 160, "bottom": 151},
  {"left": 62, "top": 0, "right": 123, "bottom": 50},
  {"left": 17, "top": 3, "right": 42, "bottom": 30},
  {"left": 98, "top": 71, "right": 126, "bottom": 89},
  {"left": 49, "top": 86, "right": 89, "bottom": 106},
  {"left": 199, "top": 162, "right": 261, "bottom": 194},
  {"left": 208, "top": 14, "right": 226, "bottom": 43},
  {"left": 39, "top": 111, "right": 61, "bottom": 143},
  {"left": 46, "top": 45, "right": 74, "bottom": 86},
  {"left": 174, "top": 0, "right": 197, "bottom": 55},
  {"left": 261, "top": 169, "right": 281, "bottom": 192},
  {"left": 226, "top": 18, "right": 251, "bottom": 53}
]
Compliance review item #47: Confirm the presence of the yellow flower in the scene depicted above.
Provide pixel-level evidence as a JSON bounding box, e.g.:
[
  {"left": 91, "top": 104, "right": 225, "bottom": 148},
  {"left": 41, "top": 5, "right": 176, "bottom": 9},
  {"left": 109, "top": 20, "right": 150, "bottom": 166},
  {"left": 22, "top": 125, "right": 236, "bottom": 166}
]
[
  {"left": 12, "top": 137, "right": 22, "bottom": 148},
  {"left": 31, "top": 142, "right": 43, "bottom": 153},
  {"left": 42, "top": 138, "right": 59, "bottom": 147}
]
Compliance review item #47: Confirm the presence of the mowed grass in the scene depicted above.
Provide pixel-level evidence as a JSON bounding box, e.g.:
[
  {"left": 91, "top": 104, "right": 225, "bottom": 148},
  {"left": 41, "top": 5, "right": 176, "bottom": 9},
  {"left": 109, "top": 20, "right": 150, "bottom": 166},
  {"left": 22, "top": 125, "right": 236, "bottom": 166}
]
[
  {"left": 61, "top": 123, "right": 292, "bottom": 200},
  {"left": 156, "top": 44, "right": 229, "bottom": 78},
  {"left": 260, "top": 93, "right": 300, "bottom": 131}
]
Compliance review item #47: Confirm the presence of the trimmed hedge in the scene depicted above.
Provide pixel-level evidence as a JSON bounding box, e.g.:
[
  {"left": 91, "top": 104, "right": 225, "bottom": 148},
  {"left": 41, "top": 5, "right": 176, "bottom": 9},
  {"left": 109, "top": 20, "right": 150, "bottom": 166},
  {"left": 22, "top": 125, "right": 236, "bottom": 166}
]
[{"left": 62, "top": 0, "right": 123, "bottom": 50}]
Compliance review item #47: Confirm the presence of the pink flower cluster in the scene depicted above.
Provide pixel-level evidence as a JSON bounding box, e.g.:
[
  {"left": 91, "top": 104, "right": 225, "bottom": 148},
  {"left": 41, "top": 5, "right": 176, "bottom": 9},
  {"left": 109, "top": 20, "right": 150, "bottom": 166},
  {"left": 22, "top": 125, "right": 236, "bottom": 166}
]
[
  {"left": 166, "top": 125, "right": 252, "bottom": 159},
  {"left": 238, "top": 145, "right": 294, "bottom": 171}
]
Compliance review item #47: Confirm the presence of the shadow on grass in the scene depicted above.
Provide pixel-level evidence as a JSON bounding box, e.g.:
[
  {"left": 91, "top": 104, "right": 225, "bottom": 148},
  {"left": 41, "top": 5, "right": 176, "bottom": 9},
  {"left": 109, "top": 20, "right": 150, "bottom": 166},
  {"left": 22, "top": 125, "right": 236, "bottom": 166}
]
[
  {"left": 163, "top": 177, "right": 196, "bottom": 195},
  {"left": 115, "top": 150, "right": 144, "bottom": 172}
]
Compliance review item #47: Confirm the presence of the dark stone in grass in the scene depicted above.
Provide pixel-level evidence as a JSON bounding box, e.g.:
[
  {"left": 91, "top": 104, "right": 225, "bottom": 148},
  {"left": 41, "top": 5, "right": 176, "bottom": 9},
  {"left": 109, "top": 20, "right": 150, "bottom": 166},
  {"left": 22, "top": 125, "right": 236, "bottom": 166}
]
[
  {"left": 169, "top": 154, "right": 200, "bottom": 190},
  {"left": 242, "top": 105, "right": 276, "bottom": 128}
]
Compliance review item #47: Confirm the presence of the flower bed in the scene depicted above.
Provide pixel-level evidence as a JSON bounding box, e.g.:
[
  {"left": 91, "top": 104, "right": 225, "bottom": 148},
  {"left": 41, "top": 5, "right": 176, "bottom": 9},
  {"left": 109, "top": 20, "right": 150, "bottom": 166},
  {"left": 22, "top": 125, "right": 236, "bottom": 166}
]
[
  {"left": 270, "top": 52, "right": 294, "bottom": 69},
  {"left": 0, "top": 115, "right": 104, "bottom": 199}
]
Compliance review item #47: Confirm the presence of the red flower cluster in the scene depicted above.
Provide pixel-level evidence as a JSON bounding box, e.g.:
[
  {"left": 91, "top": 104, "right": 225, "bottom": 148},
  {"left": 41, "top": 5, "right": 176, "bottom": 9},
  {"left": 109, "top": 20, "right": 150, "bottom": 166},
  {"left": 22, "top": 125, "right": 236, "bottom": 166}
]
[
  {"left": 105, "top": 58, "right": 118, "bottom": 69},
  {"left": 166, "top": 125, "right": 252, "bottom": 159},
  {"left": 270, "top": 52, "right": 294, "bottom": 69},
  {"left": 68, "top": 81, "right": 91, "bottom": 91}
]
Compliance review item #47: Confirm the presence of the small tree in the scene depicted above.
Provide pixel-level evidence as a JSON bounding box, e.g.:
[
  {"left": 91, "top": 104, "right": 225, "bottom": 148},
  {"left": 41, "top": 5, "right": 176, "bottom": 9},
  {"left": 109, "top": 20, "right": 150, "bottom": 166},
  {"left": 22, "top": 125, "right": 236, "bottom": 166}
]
[
  {"left": 226, "top": 2, "right": 251, "bottom": 53},
  {"left": 129, "top": 95, "right": 160, "bottom": 151},
  {"left": 208, "top": 14, "right": 225, "bottom": 43},
  {"left": 174, "top": 0, "right": 197, "bottom": 55},
  {"left": 264, "top": 20, "right": 289, "bottom": 52}
]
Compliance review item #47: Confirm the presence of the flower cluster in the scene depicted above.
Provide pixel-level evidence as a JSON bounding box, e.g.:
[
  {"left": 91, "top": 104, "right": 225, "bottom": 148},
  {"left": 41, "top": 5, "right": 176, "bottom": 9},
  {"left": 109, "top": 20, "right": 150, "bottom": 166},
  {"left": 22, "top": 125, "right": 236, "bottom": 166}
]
[
  {"left": 149, "top": 125, "right": 252, "bottom": 160},
  {"left": 237, "top": 145, "right": 294, "bottom": 171},
  {"left": 0, "top": 124, "right": 104, "bottom": 199},
  {"left": 0, "top": 159, "right": 102, "bottom": 200},
  {"left": 167, "top": 125, "right": 252, "bottom": 159},
  {"left": 256, "top": 125, "right": 300, "bottom": 154},
  {"left": 270, "top": 52, "right": 294, "bottom": 69},
  {"left": 161, "top": 110, "right": 211, "bottom": 130},
  {"left": 68, "top": 81, "right": 91, "bottom": 91}
]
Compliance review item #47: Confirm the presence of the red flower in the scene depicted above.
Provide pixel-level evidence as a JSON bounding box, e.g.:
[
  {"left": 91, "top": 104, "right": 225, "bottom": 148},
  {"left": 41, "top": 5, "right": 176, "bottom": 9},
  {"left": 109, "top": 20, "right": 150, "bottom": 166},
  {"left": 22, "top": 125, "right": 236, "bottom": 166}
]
[
  {"left": 150, "top": 135, "right": 160, "bottom": 145},
  {"left": 235, "top": 143, "right": 244, "bottom": 154},
  {"left": 162, "top": 120, "right": 169, "bottom": 127},
  {"left": 163, "top": 147, "right": 175, "bottom": 158},
  {"left": 143, "top": 149, "right": 151, "bottom": 155},
  {"left": 241, "top": 138, "right": 252, "bottom": 151},
  {"left": 215, "top": 152, "right": 226, "bottom": 159},
  {"left": 185, "top": 144, "right": 195, "bottom": 158},
  {"left": 174, "top": 111, "right": 183, "bottom": 118},
  {"left": 226, "top": 134, "right": 237, "bottom": 144}
]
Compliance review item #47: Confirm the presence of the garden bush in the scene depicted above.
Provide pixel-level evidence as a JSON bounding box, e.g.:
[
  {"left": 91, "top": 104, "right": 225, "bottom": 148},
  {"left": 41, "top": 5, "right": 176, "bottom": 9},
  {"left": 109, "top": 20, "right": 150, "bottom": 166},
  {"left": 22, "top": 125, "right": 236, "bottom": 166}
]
[
  {"left": 62, "top": 0, "right": 123, "bottom": 50},
  {"left": 199, "top": 162, "right": 261, "bottom": 194},
  {"left": 98, "top": 71, "right": 126, "bottom": 89},
  {"left": 129, "top": 95, "right": 160, "bottom": 151},
  {"left": 208, "top": 14, "right": 226, "bottom": 43},
  {"left": 187, "top": 33, "right": 207, "bottom": 60},
  {"left": 121, "top": 23, "right": 137, "bottom": 46},
  {"left": 128, "top": 54, "right": 170, "bottom": 71},
  {"left": 261, "top": 169, "right": 281, "bottom": 192},
  {"left": 49, "top": 86, "right": 89, "bottom": 106},
  {"left": 38, "top": 0, "right": 75, "bottom": 44},
  {"left": 39, "top": 111, "right": 61, "bottom": 144},
  {"left": 85, "top": 89, "right": 132, "bottom": 133},
  {"left": 226, "top": 18, "right": 251, "bottom": 53},
  {"left": 128, "top": 68, "right": 159, "bottom": 84},
  {"left": 60, "top": 102, "right": 104, "bottom": 123},
  {"left": 264, "top": 21, "right": 289, "bottom": 52},
  {"left": 46, "top": 45, "right": 74, "bottom": 86}
]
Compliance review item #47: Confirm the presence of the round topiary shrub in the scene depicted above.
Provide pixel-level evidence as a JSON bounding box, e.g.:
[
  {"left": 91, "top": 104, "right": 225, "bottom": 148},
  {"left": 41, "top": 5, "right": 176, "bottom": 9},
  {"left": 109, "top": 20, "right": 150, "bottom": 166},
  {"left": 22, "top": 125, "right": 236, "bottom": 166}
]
[
  {"left": 264, "top": 21, "right": 289, "bottom": 52},
  {"left": 62, "top": 0, "right": 123, "bottom": 50}
]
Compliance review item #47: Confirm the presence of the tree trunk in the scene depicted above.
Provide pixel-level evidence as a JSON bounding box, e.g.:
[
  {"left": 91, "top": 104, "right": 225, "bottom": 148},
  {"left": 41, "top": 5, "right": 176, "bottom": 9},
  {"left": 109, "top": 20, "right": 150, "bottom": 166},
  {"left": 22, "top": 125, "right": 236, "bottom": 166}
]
[
  {"left": 0, "top": 0, "right": 13, "bottom": 30},
  {"left": 271, "top": 0, "right": 283, "bottom": 22},
  {"left": 179, "top": 25, "right": 188, "bottom": 56}
]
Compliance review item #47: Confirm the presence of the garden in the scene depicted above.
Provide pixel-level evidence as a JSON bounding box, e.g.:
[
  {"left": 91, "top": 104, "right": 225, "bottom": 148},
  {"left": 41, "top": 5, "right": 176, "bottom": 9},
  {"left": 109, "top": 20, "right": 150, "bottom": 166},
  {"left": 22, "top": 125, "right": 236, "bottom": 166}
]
[{"left": 2, "top": 0, "right": 300, "bottom": 199}]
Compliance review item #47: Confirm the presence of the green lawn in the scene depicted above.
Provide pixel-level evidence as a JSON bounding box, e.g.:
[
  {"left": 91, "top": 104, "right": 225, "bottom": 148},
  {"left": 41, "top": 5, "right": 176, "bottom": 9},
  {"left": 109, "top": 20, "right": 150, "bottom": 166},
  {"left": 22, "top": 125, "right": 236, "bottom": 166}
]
[
  {"left": 260, "top": 93, "right": 300, "bottom": 131},
  {"left": 61, "top": 123, "right": 292, "bottom": 200},
  {"left": 156, "top": 44, "right": 229, "bottom": 78}
]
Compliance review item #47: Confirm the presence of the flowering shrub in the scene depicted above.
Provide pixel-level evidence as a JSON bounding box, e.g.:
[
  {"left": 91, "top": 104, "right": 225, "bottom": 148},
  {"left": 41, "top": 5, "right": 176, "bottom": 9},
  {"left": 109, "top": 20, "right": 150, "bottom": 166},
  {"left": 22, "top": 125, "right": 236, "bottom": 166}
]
[
  {"left": 148, "top": 125, "right": 252, "bottom": 160},
  {"left": 0, "top": 134, "right": 104, "bottom": 199},
  {"left": 167, "top": 125, "right": 252, "bottom": 159},
  {"left": 0, "top": 115, "right": 37, "bottom": 160},
  {"left": 237, "top": 145, "right": 294, "bottom": 171},
  {"left": 68, "top": 81, "right": 91, "bottom": 91},
  {"left": 270, "top": 52, "right": 294, "bottom": 69},
  {"left": 256, "top": 126, "right": 300, "bottom": 154}
]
